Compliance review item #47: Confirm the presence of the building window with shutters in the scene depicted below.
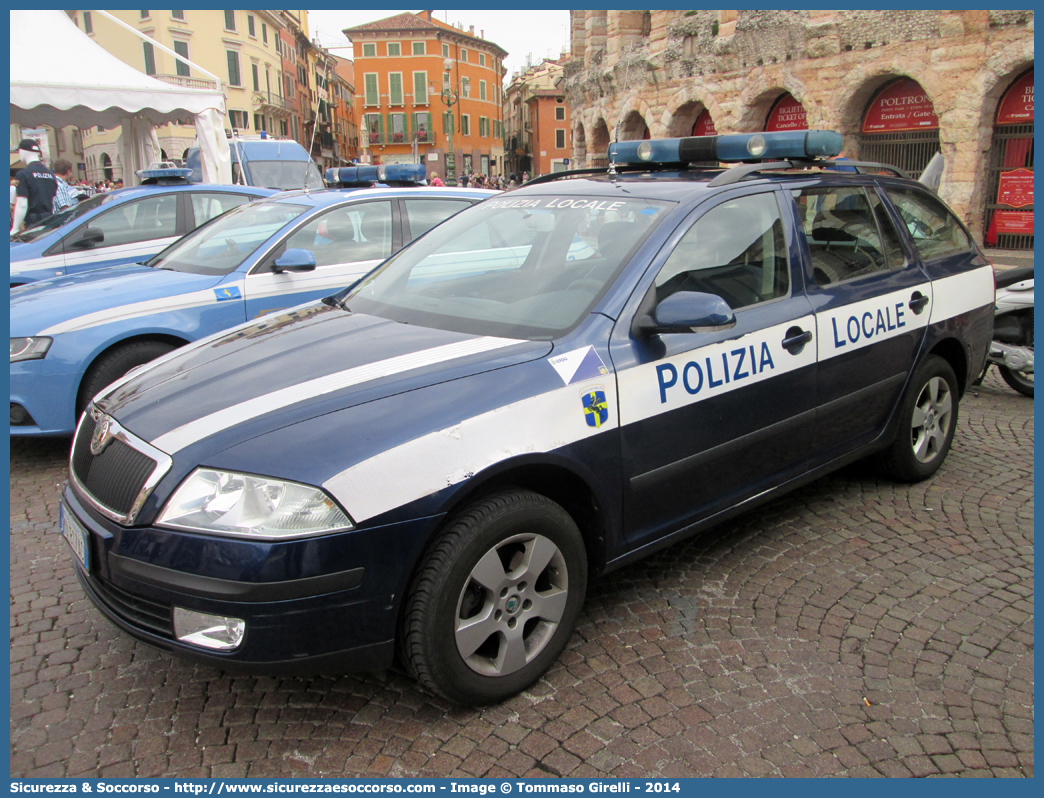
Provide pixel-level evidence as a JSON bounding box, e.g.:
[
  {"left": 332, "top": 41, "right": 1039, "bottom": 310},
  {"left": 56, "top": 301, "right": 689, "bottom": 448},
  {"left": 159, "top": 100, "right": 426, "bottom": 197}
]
[
  {"left": 556, "top": 129, "right": 566, "bottom": 149},
  {"left": 389, "top": 73, "right": 404, "bottom": 106},
  {"left": 262, "top": 23, "right": 267, "bottom": 45},
  {"left": 480, "top": 117, "right": 489, "bottom": 138},
  {"left": 442, "top": 43, "right": 449, "bottom": 58},
  {"left": 363, "top": 43, "right": 376, "bottom": 58},
  {"left": 364, "top": 74, "right": 379, "bottom": 107},
  {"left": 480, "top": 80, "right": 487, "bottom": 101},
  {"left": 389, "top": 113, "right": 407, "bottom": 143},
  {"left": 224, "top": 10, "right": 236, "bottom": 32},
  {"left": 413, "top": 41, "right": 425, "bottom": 55},
  {"left": 227, "top": 51, "right": 241, "bottom": 86},
  {"left": 247, "top": 14, "right": 255, "bottom": 37},
  {"left": 171, "top": 10, "right": 184, "bottom": 20},
  {"left": 555, "top": 106, "right": 565, "bottom": 120},
  {"left": 412, "top": 112, "right": 432, "bottom": 143},
  {"left": 413, "top": 72, "right": 428, "bottom": 105},
  {"left": 461, "top": 115, "right": 471, "bottom": 136},
  {"left": 461, "top": 49, "right": 468, "bottom": 63},
  {"left": 83, "top": 11, "right": 93, "bottom": 34},
  {"left": 143, "top": 42, "right": 156, "bottom": 75},
  {"left": 365, "top": 113, "right": 383, "bottom": 145},
  {"left": 173, "top": 40, "right": 190, "bottom": 77},
  {"left": 388, "top": 42, "right": 401, "bottom": 57}
]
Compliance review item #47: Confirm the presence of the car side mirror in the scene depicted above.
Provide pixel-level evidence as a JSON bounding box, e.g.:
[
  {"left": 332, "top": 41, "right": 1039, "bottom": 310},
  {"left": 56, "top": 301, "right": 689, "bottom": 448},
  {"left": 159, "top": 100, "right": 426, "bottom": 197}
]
[
  {"left": 632, "top": 291, "right": 736, "bottom": 337},
  {"left": 273, "top": 248, "right": 317, "bottom": 273},
  {"left": 72, "top": 227, "right": 105, "bottom": 248}
]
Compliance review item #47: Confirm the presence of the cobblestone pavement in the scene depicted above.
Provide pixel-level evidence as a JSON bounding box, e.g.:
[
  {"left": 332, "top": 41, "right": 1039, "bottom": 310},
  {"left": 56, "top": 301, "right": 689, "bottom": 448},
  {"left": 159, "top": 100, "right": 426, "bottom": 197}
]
[{"left": 11, "top": 371, "right": 1033, "bottom": 779}]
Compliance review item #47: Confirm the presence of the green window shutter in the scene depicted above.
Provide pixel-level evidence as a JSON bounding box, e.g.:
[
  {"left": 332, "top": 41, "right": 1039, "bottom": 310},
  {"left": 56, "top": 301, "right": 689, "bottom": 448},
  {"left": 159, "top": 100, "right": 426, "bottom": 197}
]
[
  {"left": 378, "top": 114, "right": 385, "bottom": 144},
  {"left": 227, "top": 51, "right": 240, "bottom": 86},
  {"left": 364, "top": 74, "right": 378, "bottom": 106},
  {"left": 414, "top": 72, "right": 427, "bottom": 103},
  {"left": 390, "top": 74, "right": 403, "bottom": 105},
  {"left": 424, "top": 113, "right": 433, "bottom": 142},
  {"left": 143, "top": 42, "right": 155, "bottom": 75},
  {"left": 252, "top": 63, "right": 259, "bottom": 92}
]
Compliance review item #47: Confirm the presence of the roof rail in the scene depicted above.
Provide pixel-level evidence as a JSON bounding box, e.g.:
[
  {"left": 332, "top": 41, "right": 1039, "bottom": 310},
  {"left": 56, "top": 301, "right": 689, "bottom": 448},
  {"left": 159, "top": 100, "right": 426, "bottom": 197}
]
[{"left": 708, "top": 158, "right": 910, "bottom": 187}]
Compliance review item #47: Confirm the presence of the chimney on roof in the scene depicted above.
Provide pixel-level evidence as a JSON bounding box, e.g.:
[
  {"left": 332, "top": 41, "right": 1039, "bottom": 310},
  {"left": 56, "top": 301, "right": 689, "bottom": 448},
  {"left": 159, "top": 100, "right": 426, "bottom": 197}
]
[
  {"left": 424, "top": 10, "right": 433, "bottom": 21},
  {"left": 469, "top": 25, "right": 474, "bottom": 35}
]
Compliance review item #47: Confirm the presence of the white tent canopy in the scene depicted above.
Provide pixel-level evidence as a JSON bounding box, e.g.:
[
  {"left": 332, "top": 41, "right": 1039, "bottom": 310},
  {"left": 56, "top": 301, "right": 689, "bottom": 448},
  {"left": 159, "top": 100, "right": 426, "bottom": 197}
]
[{"left": 9, "top": 10, "right": 231, "bottom": 184}]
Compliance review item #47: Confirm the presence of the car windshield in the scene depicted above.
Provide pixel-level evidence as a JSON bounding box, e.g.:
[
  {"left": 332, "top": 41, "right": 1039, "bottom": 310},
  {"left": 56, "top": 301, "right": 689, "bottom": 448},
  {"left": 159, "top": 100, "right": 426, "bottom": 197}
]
[
  {"left": 10, "top": 193, "right": 117, "bottom": 243},
  {"left": 245, "top": 160, "right": 325, "bottom": 190},
  {"left": 147, "top": 200, "right": 309, "bottom": 275},
  {"left": 343, "top": 194, "right": 674, "bottom": 339}
]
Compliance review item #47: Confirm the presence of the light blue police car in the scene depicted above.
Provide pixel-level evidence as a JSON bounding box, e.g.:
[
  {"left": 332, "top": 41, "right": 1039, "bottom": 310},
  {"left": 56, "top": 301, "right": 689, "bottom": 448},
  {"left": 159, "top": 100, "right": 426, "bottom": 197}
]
[
  {"left": 9, "top": 167, "right": 275, "bottom": 286},
  {"left": 11, "top": 184, "right": 496, "bottom": 435},
  {"left": 59, "top": 131, "right": 994, "bottom": 704}
]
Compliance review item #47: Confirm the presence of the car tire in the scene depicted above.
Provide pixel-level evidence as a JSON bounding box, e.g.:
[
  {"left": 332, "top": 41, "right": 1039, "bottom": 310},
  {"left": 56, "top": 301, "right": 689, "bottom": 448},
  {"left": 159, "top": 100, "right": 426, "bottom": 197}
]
[
  {"left": 401, "top": 489, "right": 587, "bottom": 705},
  {"left": 878, "top": 355, "right": 959, "bottom": 482},
  {"left": 998, "top": 363, "right": 1034, "bottom": 397},
  {"left": 78, "top": 340, "right": 176, "bottom": 416}
]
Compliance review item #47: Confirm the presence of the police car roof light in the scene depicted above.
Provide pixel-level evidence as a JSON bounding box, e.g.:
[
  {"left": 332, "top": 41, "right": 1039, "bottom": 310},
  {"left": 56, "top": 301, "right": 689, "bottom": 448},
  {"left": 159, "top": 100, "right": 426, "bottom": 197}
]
[
  {"left": 135, "top": 165, "right": 193, "bottom": 182},
  {"left": 608, "top": 130, "right": 843, "bottom": 166}
]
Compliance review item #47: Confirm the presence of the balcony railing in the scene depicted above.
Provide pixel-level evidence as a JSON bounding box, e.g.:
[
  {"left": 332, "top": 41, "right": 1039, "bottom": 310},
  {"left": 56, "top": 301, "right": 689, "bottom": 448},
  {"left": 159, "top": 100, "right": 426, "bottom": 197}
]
[
  {"left": 155, "top": 74, "right": 222, "bottom": 91},
  {"left": 253, "top": 90, "right": 294, "bottom": 113}
]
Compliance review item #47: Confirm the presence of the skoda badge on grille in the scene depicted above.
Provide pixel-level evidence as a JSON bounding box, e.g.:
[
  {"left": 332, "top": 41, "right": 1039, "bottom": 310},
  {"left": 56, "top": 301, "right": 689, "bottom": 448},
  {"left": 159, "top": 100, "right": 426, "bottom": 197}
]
[{"left": 90, "top": 415, "right": 113, "bottom": 456}]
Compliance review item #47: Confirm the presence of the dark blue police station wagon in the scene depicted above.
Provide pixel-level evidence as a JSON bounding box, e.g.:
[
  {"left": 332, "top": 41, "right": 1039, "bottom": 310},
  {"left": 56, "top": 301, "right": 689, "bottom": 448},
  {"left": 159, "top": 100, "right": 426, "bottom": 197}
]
[{"left": 61, "top": 131, "right": 994, "bottom": 703}]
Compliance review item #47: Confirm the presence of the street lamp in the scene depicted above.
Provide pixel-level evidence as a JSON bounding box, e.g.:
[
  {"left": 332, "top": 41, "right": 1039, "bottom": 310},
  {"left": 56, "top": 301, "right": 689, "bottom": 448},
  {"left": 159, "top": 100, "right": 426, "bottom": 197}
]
[{"left": 429, "top": 58, "right": 469, "bottom": 182}]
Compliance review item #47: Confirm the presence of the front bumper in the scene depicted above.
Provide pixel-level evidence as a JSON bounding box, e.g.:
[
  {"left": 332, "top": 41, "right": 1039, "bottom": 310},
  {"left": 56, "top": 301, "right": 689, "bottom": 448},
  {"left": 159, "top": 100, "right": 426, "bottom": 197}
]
[
  {"left": 11, "top": 360, "right": 81, "bottom": 436},
  {"left": 60, "top": 482, "right": 424, "bottom": 674}
]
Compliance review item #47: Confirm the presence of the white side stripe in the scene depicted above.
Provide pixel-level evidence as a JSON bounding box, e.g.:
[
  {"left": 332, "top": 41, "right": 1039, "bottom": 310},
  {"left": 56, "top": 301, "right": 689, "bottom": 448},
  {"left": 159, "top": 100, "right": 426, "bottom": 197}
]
[
  {"left": 40, "top": 284, "right": 243, "bottom": 336},
  {"left": 816, "top": 283, "right": 932, "bottom": 362},
  {"left": 152, "top": 336, "right": 522, "bottom": 454},
  {"left": 324, "top": 379, "right": 617, "bottom": 523},
  {"left": 928, "top": 265, "right": 994, "bottom": 325}
]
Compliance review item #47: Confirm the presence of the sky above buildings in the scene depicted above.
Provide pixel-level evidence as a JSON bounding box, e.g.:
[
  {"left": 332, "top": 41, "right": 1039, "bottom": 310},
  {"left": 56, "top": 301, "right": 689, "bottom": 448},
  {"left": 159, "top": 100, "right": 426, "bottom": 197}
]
[{"left": 307, "top": 9, "right": 572, "bottom": 83}]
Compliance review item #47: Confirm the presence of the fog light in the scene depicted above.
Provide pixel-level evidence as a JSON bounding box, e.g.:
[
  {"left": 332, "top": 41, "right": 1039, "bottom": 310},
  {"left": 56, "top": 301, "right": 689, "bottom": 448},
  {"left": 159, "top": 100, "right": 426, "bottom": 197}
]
[{"left": 173, "top": 607, "right": 245, "bottom": 651}]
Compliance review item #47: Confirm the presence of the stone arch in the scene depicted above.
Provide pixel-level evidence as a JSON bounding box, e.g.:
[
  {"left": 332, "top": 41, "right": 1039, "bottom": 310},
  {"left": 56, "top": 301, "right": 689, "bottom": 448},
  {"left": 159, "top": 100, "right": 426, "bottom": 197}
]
[
  {"left": 619, "top": 110, "right": 649, "bottom": 140},
  {"left": 666, "top": 100, "right": 707, "bottom": 137},
  {"left": 573, "top": 121, "right": 587, "bottom": 166},
  {"left": 101, "top": 152, "right": 113, "bottom": 182},
  {"left": 735, "top": 87, "right": 798, "bottom": 133},
  {"left": 590, "top": 117, "right": 611, "bottom": 166},
  {"left": 662, "top": 87, "right": 728, "bottom": 135}
]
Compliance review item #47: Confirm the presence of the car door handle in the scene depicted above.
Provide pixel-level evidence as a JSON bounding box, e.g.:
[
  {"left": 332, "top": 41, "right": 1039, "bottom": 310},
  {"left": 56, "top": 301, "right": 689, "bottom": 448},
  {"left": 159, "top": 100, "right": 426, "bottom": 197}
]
[
  {"left": 909, "top": 291, "right": 930, "bottom": 314},
  {"left": 782, "top": 327, "right": 813, "bottom": 353}
]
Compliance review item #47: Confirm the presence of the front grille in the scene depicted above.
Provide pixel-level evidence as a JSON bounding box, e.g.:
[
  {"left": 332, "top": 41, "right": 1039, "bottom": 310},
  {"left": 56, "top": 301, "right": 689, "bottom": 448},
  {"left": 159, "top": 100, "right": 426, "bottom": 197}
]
[
  {"left": 84, "top": 569, "right": 174, "bottom": 638},
  {"left": 71, "top": 412, "right": 158, "bottom": 519}
]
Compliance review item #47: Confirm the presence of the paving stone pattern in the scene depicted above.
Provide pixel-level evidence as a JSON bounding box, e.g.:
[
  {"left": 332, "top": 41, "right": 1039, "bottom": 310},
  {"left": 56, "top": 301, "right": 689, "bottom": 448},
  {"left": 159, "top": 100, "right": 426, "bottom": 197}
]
[{"left": 11, "top": 371, "right": 1033, "bottom": 778}]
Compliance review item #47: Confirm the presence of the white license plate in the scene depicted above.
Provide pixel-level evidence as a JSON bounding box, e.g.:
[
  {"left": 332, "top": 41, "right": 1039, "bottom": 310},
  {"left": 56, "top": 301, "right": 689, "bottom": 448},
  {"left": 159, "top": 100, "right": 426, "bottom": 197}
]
[{"left": 59, "top": 501, "right": 90, "bottom": 570}]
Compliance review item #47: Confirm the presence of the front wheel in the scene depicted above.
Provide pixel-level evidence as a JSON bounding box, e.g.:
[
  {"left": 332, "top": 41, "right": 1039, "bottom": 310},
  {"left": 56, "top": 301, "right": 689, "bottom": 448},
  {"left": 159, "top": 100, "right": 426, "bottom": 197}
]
[
  {"left": 878, "top": 355, "right": 959, "bottom": 482},
  {"left": 77, "top": 340, "right": 176, "bottom": 416},
  {"left": 401, "top": 490, "right": 587, "bottom": 705}
]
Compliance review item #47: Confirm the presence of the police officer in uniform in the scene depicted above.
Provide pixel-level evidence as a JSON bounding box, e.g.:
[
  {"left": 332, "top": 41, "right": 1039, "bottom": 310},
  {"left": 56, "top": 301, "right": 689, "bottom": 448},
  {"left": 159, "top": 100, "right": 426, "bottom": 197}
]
[{"left": 11, "top": 138, "right": 58, "bottom": 234}]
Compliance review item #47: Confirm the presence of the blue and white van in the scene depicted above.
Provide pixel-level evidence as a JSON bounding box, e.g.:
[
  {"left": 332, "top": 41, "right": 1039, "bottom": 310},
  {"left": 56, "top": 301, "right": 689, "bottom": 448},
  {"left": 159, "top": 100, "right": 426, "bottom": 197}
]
[{"left": 187, "top": 135, "right": 325, "bottom": 191}]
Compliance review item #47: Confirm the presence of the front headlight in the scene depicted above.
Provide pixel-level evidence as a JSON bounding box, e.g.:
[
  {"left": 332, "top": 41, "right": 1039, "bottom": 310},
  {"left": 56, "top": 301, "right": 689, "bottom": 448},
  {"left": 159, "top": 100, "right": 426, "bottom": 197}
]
[
  {"left": 10, "top": 337, "right": 52, "bottom": 362},
  {"left": 156, "top": 468, "right": 354, "bottom": 540}
]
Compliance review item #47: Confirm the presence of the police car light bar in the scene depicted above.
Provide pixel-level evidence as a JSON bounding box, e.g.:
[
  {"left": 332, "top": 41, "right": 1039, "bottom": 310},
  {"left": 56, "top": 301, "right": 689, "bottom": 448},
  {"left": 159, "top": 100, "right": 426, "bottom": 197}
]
[
  {"left": 135, "top": 165, "right": 193, "bottom": 181},
  {"left": 608, "top": 130, "right": 843, "bottom": 166},
  {"left": 327, "top": 163, "right": 428, "bottom": 186}
]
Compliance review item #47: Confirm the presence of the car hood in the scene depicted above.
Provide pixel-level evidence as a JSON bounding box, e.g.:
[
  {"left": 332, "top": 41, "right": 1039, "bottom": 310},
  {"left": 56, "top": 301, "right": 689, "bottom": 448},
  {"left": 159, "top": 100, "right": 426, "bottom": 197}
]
[
  {"left": 9, "top": 265, "right": 229, "bottom": 337},
  {"left": 98, "top": 302, "right": 550, "bottom": 458}
]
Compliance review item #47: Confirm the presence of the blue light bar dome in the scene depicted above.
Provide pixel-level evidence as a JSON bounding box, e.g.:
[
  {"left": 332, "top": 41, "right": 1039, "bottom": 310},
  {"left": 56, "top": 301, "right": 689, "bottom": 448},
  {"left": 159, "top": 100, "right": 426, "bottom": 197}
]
[{"left": 608, "top": 130, "right": 844, "bottom": 166}]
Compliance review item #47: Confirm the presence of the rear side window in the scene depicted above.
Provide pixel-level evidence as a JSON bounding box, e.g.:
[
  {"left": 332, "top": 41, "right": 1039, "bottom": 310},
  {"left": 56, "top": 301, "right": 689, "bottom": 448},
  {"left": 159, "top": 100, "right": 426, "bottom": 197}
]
[
  {"left": 793, "top": 187, "right": 898, "bottom": 286},
  {"left": 276, "top": 201, "right": 394, "bottom": 268},
  {"left": 655, "top": 192, "right": 788, "bottom": 311},
  {"left": 403, "top": 199, "right": 472, "bottom": 239},
  {"left": 71, "top": 194, "right": 178, "bottom": 249},
  {"left": 886, "top": 187, "right": 972, "bottom": 261},
  {"left": 191, "top": 192, "right": 254, "bottom": 227}
]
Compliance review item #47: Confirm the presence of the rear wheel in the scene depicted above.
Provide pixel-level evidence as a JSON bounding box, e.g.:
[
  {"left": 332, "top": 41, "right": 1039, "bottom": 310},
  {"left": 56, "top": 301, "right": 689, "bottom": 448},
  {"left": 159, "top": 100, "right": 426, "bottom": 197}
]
[
  {"left": 998, "top": 363, "right": 1034, "bottom": 397},
  {"left": 878, "top": 355, "right": 959, "bottom": 482},
  {"left": 401, "top": 489, "right": 587, "bottom": 704},
  {"left": 78, "top": 340, "right": 176, "bottom": 416}
]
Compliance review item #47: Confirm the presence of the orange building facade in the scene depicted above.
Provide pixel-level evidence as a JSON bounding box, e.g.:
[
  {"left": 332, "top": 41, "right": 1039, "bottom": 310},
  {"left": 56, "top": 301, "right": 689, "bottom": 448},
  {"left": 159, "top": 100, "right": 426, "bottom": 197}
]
[
  {"left": 527, "top": 89, "right": 571, "bottom": 177},
  {"left": 344, "top": 11, "right": 507, "bottom": 181}
]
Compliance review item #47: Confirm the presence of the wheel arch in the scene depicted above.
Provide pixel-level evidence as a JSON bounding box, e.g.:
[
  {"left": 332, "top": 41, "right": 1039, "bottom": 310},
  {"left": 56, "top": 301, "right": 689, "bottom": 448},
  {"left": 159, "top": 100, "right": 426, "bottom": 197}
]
[
  {"left": 434, "top": 456, "right": 612, "bottom": 578},
  {"left": 76, "top": 332, "right": 190, "bottom": 410},
  {"left": 926, "top": 336, "right": 970, "bottom": 396}
]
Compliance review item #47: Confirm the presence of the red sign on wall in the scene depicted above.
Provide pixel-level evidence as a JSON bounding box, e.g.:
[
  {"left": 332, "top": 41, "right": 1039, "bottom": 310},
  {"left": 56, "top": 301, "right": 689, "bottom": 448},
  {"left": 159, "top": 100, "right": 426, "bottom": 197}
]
[
  {"left": 692, "top": 110, "right": 717, "bottom": 137},
  {"left": 862, "top": 78, "right": 939, "bottom": 133},
  {"left": 997, "top": 168, "right": 1035, "bottom": 208},
  {"left": 997, "top": 70, "right": 1034, "bottom": 125},
  {"left": 993, "top": 210, "right": 1034, "bottom": 236},
  {"left": 766, "top": 94, "right": 807, "bottom": 132}
]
